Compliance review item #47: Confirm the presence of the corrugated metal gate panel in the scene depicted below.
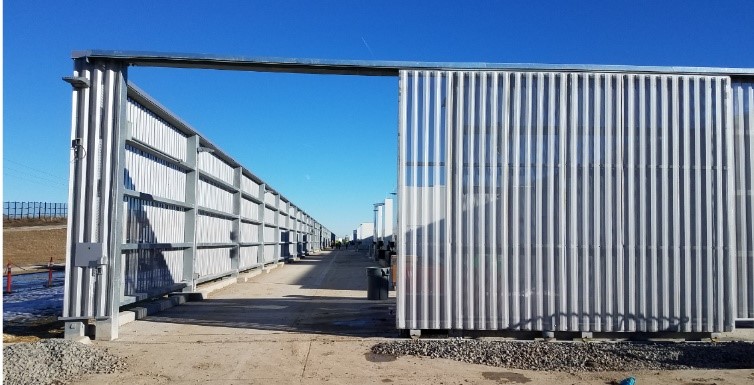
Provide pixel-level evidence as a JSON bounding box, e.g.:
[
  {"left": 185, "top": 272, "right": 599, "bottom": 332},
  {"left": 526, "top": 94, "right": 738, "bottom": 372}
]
[
  {"left": 240, "top": 246, "right": 260, "bottom": 268},
  {"left": 121, "top": 197, "right": 185, "bottom": 243},
  {"left": 397, "top": 70, "right": 737, "bottom": 332},
  {"left": 196, "top": 214, "right": 234, "bottom": 243},
  {"left": 124, "top": 146, "right": 186, "bottom": 201},
  {"left": 196, "top": 248, "right": 232, "bottom": 277},
  {"left": 198, "top": 152, "right": 234, "bottom": 185},
  {"left": 197, "top": 179, "right": 234, "bottom": 213},
  {"left": 733, "top": 81, "right": 754, "bottom": 320},
  {"left": 128, "top": 99, "right": 188, "bottom": 161},
  {"left": 240, "top": 197, "right": 260, "bottom": 220},
  {"left": 121, "top": 249, "right": 183, "bottom": 298}
]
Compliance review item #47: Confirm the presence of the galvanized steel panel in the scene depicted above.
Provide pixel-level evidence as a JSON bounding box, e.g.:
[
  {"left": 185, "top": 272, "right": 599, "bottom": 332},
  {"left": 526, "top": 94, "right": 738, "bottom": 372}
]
[
  {"left": 198, "top": 152, "right": 234, "bottom": 185},
  {"left": 197, "top": 179, "right": 234, "bottom": 213},
  {"left": 264, "top": 191, "right": 277, "bottom": 206},
  {"left": 240, "top": 222, "right": 260, "bottom": 243},
  {"left": 122, "top": 197, "right": 186, "bottom": 243},
  {"left": 124, "top": 146, "right": 186, "bottom": 201},
  {"left": 239, "top": 246, "right": 260, "bottom": 268},
  {"left": 121, "top": 249, "right": 184, "bottom": 298},
  {"left": 397, "top": 70, "right": 737, "bottom": 333},
  {"left": 264, "top": 207, "right": 276, "bottom": 223},
  {"left": 262, "top": 245, "right": 276, "bottom": 263},
  {"left": 127, "top": 98, "right": 188, "bottom": 161},
  {"left": 195, "top": 248, "right": 233, "bottom": 278},
  {"left": 734, "top": 80, "right": 754, "bottom": 320},
  {"left": 196, "top": 214, "right": 234, "bottom": 243},
  {"left": 240, "top": 197, "right": 260, "bottom": 220},
  {"left": 241, "top": 175, "right": 260, "bottom": 196}
]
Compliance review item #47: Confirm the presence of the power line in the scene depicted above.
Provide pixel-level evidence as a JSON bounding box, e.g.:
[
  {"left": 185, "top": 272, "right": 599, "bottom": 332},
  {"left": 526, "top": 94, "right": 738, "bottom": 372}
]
[
  {"left": 5, "top": 166, "right": 68, "bottom": 187},
  {"left": 4, "top": 169, "right": 69, "bottom": 188},
  {"left": 4, "top": 158, "right": 68, "bottom": 182}
]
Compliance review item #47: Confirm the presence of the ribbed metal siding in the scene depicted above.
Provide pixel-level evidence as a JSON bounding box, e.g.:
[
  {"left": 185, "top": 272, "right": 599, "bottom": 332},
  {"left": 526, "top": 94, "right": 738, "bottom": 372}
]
[
  {"left": 121, "top": 197, "right": 185, "bottom": 243},
  {"left": 240, "top": 222, "right": 260, "bottom": 243},
  {"left": 197, "top": 179, "right": 234, "bottom": 213},
  {"left": 240, "top": 246, "right": 260, "bottom": 268},
  {"left": 196, "top": 248, "right": 232, "bottom": 277},
  {"left": 198, "top": 152, "right": 234, "bottom": 185},
  {"left": 241, "top": 175, "right": 260, "bottom": 195},
  {"left": 124, "top": 146, "right": 186, "bottom": 201},
  {"left": 121, "top": 249, "right": 183, "bottom": 298},
  {"left": 240, "top": 197, "right": 259, "bottom": 220},
  {"left": 397, "top": 70, "right": 737, "bottom": 333},
  {"left": 734, "top": 80, "right": 754, "bottom": 320},
  {"left": 195, "top": 214, "right": 234, "bottom": 243},
  {"left": 128, "top": 99, "right": 187, "bottom": 161}
]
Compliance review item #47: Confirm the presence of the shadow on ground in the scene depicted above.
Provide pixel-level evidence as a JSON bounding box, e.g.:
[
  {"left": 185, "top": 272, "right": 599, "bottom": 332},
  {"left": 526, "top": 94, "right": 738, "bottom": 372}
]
[
  {"left": 136, "top": 249, "right": 398, "bottom": 337},
  {"left": 142, "top": 294, "right": 398, "bottom": 337}
]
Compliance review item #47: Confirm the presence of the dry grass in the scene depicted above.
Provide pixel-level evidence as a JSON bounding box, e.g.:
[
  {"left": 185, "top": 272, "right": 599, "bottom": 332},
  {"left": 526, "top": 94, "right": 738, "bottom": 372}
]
[{"left": 3, "top": 227, "right": 67, "bottom": 268}]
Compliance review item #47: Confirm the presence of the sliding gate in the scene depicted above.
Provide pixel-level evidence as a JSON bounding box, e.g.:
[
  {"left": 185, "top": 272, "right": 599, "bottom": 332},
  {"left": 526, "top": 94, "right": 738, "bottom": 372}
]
[
  {"left": 61, "top": 51, "right": 753, "bottom": 340},
  {"left": 62, "top": 59, "right": 332, "bottom": 340},
  {"left": 397, "top": 70, "right": 753, "bottom": 333}
]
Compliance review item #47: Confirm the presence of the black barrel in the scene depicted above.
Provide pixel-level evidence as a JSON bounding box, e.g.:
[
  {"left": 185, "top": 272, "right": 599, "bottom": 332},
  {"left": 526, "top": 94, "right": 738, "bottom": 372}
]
[{"left": 366, "top": 267, "right": 389, "bottom": 300}]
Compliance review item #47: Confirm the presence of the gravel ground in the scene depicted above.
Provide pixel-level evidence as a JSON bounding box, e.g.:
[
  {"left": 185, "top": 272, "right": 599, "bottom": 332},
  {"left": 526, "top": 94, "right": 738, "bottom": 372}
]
[
  {"left": 371, "top": 339, "right": 754, "bottom": 372},
  {"left": 3, "top": 339, "right": 127, "bottom": 385}
]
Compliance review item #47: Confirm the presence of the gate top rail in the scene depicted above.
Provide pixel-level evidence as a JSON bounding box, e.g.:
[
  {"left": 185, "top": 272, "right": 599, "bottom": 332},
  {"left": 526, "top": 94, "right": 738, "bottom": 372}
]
[{"left": 73, "top": 50, "right": 754, "bottom": 77}]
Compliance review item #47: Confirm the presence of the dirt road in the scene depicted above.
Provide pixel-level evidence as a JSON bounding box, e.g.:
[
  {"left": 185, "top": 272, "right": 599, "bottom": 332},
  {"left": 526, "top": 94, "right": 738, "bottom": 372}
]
[{"left": 71, "top": 249, "right": 754, "bottom": 385}]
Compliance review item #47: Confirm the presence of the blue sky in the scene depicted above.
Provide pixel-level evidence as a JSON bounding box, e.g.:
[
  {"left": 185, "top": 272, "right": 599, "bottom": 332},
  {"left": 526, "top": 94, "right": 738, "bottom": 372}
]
[{"left": 4, "top": 1, "right": 754, "bottom": 236}]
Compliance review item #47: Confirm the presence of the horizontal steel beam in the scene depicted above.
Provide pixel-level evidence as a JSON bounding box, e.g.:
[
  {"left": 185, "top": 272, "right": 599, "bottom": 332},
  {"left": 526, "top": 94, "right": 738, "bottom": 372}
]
[{"left": 74, "top": 50, "right": 754, "bottom": 77}]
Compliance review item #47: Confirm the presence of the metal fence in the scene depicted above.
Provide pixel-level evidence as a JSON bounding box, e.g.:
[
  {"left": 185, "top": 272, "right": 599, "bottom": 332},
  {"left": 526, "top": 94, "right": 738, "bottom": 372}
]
[
  {"left": 3, "top": 202, "right": 67, "bottom": 219},
  {"left": 397, "top": 70, "right": 743, "bottom": 333},
  {"left": 62, "top": 59, "right": 332, "bottom": 340}
]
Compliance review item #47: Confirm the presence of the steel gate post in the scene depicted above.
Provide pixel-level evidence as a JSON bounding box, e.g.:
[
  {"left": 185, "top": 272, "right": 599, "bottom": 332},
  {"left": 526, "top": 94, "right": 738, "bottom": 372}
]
[
  {"left": 231, "top": 167, "right": 242, "bottom": 275},
  {"left": 95, "top": 61, "right": 129, "bottom": 341},
  {"left": 183, "top": 135, "right": 199, "bottom": 292},
  {"left": 63, "top": 58, "right": 129, "bottom": 341}
]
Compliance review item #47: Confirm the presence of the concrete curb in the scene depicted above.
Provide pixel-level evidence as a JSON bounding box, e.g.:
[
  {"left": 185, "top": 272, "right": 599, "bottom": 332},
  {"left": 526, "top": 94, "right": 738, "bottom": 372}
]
[{"left": 118, "top": 294, "right": 187, "bottom": 326}]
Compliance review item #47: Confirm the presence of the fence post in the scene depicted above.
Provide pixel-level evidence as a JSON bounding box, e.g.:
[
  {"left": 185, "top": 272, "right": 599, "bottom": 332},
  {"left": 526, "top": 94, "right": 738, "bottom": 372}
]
[
  {"left": 231, "top": 167, "right": 241, "bottom": 276},
  {"left": 258, "top": 183, "right": 266, "bottom": 266},
  {"left": 182, "top": 135, "right": 199, "bottom": 292}
]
